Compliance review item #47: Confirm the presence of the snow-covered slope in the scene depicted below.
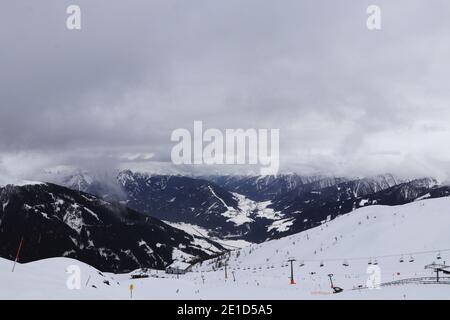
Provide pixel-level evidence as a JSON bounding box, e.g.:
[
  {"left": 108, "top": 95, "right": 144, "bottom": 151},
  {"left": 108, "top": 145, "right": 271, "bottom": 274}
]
[
  {"left": 214, "top": 197, "right": 450, "bottom": 267},
  {"left": 3, "top": 196, "right": 450, "bottom": 299},
  {"left": 0, "top": 257, "right": 123, "bottom": 300},
  {"left": 194, "top": 196, "right": 450, "bottom": 299}
]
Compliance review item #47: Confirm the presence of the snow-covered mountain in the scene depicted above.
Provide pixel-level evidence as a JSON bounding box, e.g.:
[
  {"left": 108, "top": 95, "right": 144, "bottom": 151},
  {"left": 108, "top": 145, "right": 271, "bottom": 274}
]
[
  {"left": 51, "top": 170, "right": 280, "bottom": 242},
  {"left": 267, "top": 174, "right": 404, "bottom": 222},
  {"left": 43, "top": 169, "right": 450, "bottom": 243},
  {"left": 207, "top": 173, "right": 402, "bottom": 201},
  {"left": 115, "top": 171, "right": 291, "bottom": 242},
  {"left": 265, "top": 177, "right": 445, "bottom": 239},
  {"left": 0, "top": 183, "right": 225, "bottom": 272},
  {"left": 204, "top": 174, "right": 347, "bottom": 201}
]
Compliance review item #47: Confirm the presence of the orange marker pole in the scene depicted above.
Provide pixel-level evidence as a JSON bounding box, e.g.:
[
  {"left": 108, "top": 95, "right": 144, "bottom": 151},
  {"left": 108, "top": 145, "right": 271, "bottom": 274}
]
[{"left": 129, "top": 284, "right": 134, "bottom": 299}]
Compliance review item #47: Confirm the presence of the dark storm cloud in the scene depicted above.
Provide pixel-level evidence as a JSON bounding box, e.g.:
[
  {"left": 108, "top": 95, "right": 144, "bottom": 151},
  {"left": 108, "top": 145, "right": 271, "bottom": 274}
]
[{"left": 2, "top": 0, "right": 450, "bottom": 179}]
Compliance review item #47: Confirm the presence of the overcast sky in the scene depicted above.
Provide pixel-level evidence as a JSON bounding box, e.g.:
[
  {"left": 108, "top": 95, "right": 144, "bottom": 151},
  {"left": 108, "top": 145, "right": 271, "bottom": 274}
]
[{"left": 2, "top": 0, "right": 450, "bottom": 180}]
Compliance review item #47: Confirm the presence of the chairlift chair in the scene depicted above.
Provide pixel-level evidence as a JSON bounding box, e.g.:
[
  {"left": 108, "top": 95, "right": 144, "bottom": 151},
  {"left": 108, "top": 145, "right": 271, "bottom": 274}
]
[
  {"left": 399, "top": 255, "right": 404, "bottom": 263},
  {"left": 437, "top": 252, "right": 442, "bottom": 260},
  {"left": 320, "top": 261, "right": 324, "bottom": 267},
  {"left": 343, "top": 260, "right": 349, "bottom": 267}
]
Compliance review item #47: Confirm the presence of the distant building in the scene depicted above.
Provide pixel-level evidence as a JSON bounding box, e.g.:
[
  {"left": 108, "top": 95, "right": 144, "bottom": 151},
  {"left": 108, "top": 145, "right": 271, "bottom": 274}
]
[{"left": 165, "top": 261, "right": 192, "bottom": 275}]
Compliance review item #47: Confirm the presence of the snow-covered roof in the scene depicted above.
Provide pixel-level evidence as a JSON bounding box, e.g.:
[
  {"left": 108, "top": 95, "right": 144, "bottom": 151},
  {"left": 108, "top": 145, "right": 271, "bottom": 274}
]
[{"left": 166, "top": 261, "right": 192, "bottom": 270}]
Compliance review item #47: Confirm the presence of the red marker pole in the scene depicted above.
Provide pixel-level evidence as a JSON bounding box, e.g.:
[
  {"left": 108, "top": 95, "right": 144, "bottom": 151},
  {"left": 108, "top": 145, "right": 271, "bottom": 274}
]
[
  {"left": 288, "top": 258, "right": 296, "bottom": 285},
  {"left": 12, "top": 237, "right": 24, "bottom": 273}
]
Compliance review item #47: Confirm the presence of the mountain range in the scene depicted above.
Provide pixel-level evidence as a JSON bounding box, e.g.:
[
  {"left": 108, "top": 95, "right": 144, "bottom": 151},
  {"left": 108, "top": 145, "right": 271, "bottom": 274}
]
[
  {"left": 2, "top": 168, "right": 449, "bottom": 273},
  {"left": 43, "top": 170, "right": 450, "bottom": 242},
  {"left": 0, "top": 183, "right": 224, "bottom": 272}
]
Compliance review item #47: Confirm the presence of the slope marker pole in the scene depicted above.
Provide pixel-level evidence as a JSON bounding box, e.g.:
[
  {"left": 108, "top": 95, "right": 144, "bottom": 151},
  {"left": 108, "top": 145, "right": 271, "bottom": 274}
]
[
  {"left": 129, "top": 284, "right": 134, "bottom": 299},
  {"left": 12, "top": 237, "right": 24, "bottom": 273},
  {"left": 288, "top": 258, "right": 296, "bottom": 284}
]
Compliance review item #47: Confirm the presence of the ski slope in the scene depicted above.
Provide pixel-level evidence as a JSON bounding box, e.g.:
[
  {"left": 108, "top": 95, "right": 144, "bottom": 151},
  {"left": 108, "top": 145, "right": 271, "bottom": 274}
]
[
  {"left": 2, "top": 196, "right": 450, "bottom": 299},
  {"left": 195, "top": 196, "right": 450, "bottom": 299}
]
